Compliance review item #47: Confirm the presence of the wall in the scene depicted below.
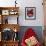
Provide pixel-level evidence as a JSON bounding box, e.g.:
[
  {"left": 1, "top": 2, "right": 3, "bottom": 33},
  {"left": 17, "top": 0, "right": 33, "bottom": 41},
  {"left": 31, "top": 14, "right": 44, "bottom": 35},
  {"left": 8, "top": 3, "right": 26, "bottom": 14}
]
[
  {"left": 18, "top": 0, "right": 44, "bottom": 26},
  {"left": 0, "top": 0, "right": 44, "bottom": 26}
]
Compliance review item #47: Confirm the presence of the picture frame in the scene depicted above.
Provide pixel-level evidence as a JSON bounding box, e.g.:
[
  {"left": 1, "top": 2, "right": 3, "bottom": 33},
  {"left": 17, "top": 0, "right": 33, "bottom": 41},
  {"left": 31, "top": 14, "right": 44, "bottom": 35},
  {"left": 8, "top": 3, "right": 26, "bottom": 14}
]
[
  {"left": 2, "top": 10, "right": 9, "bottom": 15},
  {"left": 25, "top": 7, "right": 36, "bottom": 20},
  {"left": 9, "top": 10, "right": 18, "bottom": 15}
]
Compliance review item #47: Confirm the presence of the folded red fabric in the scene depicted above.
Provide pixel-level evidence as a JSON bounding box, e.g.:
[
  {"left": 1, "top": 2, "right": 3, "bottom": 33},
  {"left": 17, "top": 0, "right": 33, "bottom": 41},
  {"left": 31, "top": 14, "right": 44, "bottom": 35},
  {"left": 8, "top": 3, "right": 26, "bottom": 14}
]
[{"left": 21, "top": 28, "right": 41, "bottom": 46}]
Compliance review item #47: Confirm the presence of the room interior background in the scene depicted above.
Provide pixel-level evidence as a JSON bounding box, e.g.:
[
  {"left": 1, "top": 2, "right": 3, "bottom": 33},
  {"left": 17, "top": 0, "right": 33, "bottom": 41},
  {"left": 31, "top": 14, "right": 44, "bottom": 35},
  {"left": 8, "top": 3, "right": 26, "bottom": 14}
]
[
  {"left": 0, "top": 0, "right": 44, "bottom": 26},
  {"left": 0, "top": 0, "right": 44, "bottom": 45}
]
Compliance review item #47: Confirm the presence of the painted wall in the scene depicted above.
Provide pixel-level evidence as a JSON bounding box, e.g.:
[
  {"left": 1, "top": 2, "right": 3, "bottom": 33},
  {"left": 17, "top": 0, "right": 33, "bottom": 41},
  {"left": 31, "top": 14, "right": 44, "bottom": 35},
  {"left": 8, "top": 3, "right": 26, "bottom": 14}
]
[
  {"left": 0, "top": 0, "right": 44, "bottom": 26},
  {"left": 18, "top": 0, "right": 44, "bottom": 26}
]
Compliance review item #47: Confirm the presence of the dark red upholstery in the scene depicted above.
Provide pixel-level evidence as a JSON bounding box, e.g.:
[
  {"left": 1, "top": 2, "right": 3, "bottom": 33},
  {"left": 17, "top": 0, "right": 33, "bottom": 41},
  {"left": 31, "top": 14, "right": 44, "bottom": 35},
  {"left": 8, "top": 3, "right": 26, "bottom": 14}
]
[{"left": 21, "top": 28, "right": 41, "bottom": 46}]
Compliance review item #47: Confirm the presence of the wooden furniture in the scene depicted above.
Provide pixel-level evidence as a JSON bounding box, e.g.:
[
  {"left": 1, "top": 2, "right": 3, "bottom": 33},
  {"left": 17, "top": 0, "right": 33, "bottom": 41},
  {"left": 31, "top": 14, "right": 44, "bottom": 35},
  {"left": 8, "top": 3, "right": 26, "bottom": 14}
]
[
  {"left": 0, "top": 7, "right": 19, "bottom": 24},
  {"left": 0, "top": 24, "right": 20, "bottom": 32},
  {"left": 2, "top": 41, "right": 19, "bottom": 46},
  {"left": 0, "top": 41, "right": 2, "bottom": 46},
  {"left": 0, "top": 7, "right": 20, "bottom": 46}
]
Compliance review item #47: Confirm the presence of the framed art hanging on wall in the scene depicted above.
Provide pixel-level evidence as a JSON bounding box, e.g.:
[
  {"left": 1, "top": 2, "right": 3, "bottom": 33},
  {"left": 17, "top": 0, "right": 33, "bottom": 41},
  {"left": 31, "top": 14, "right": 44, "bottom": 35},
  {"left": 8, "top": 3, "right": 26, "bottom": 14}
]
[{"left": 25, "top": 7, "right": 36, "bottom": 20}]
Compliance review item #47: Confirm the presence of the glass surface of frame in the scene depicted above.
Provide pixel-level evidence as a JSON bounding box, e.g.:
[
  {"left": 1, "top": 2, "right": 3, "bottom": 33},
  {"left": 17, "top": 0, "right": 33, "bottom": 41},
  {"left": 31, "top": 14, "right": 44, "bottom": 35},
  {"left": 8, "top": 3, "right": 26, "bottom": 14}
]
[
  {"left": 2, "top": 10, "right": 9, "bottom": 15},
  {"left": 25, "top": 7, "right": 36, "bottom": 20}
]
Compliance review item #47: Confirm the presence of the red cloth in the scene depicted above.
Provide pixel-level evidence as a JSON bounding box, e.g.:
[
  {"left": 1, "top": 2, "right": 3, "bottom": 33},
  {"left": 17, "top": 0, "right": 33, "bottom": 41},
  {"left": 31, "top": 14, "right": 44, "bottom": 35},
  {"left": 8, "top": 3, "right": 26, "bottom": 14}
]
[{"left": 21, "top": 28, "right": 41, "bottom": 46}]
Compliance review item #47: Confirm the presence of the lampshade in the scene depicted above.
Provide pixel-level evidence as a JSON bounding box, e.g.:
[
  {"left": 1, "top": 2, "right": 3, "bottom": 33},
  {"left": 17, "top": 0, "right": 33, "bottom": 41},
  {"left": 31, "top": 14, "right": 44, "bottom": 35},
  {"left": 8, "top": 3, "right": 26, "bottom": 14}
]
[{"left": 13, "top": 28, "right": 17, "bottom": 32}]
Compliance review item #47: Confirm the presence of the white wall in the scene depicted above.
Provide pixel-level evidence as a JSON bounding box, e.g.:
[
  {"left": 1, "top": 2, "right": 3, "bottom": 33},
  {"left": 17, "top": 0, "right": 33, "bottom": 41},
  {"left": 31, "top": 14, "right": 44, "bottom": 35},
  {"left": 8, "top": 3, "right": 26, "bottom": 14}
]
[
  {"left": 18, "top": 0, "right": 44, "bottom": 26},
  {"left": 0, "top": 0, "right": 44, "bottom": 26}
]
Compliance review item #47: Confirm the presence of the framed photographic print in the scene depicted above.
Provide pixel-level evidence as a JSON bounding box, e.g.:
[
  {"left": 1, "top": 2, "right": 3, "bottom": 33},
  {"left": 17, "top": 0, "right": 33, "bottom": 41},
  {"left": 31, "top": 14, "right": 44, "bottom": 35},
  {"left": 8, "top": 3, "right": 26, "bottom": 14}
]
[
  {"left": 9, "top": 10, "right": 18, "bottom": 15},
  {"left": 25, "top": 7, "right": 36, "bottom": 20},
  {"left": 2, "top": 10, "right": 9, "bottom": 15}
]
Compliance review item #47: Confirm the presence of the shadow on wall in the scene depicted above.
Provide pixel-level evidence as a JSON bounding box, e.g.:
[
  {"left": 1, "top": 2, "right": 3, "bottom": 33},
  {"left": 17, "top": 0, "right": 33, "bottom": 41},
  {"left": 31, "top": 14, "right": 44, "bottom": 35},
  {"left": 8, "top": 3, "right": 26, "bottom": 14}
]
[{"left": 18, "top": 26, "right": 44, "bottom": 44}]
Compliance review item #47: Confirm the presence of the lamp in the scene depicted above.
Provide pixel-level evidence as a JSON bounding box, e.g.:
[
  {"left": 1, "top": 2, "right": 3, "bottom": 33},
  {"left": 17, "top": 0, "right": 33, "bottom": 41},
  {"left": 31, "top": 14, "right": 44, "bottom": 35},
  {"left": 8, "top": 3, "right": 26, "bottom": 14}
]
[
  {"left": 15, "top": 0, "right": 17, "bottom": 7},
  {"left": 14, "top": 28, "right": 17, "bottom": 32},
  {"left": 13, "top": 28, "right": 18, "bottom": 41}
]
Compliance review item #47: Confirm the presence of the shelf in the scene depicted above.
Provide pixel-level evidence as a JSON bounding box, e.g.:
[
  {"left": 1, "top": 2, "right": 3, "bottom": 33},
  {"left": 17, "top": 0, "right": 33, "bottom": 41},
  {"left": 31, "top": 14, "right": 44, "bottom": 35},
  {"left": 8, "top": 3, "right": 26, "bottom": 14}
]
[
  {"left": 2, "top": 40, "right": 19, "bottom": 43},
  {"left": 0, "top": 7, "right": 19, "bottom": 24},
  {"left": 0, "top": 7, "right": 19, "bottom": 10},
  {"left": 0, "top": 7, "right": 20, "bottom": 46},
  {"left": 0, "top": 7, "right": 19, "bottom": 16},
  {"left": 0, "top": 24, "right": 20, "bottom": 32}
]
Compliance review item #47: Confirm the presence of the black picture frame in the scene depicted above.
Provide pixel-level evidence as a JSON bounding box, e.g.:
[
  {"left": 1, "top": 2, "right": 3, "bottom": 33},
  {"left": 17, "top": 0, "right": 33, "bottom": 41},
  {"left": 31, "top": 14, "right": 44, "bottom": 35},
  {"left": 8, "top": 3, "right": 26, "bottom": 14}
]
[{"left": 25, "top": 7, "right": 36, "bottom": 20}]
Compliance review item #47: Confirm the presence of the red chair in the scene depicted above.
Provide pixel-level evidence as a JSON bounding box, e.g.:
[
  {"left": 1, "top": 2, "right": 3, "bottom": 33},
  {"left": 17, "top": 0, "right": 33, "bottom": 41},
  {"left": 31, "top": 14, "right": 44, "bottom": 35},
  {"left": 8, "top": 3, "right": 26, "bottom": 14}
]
[{"left": 21, "top": 28, "right": 41, "bottom": 46}]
